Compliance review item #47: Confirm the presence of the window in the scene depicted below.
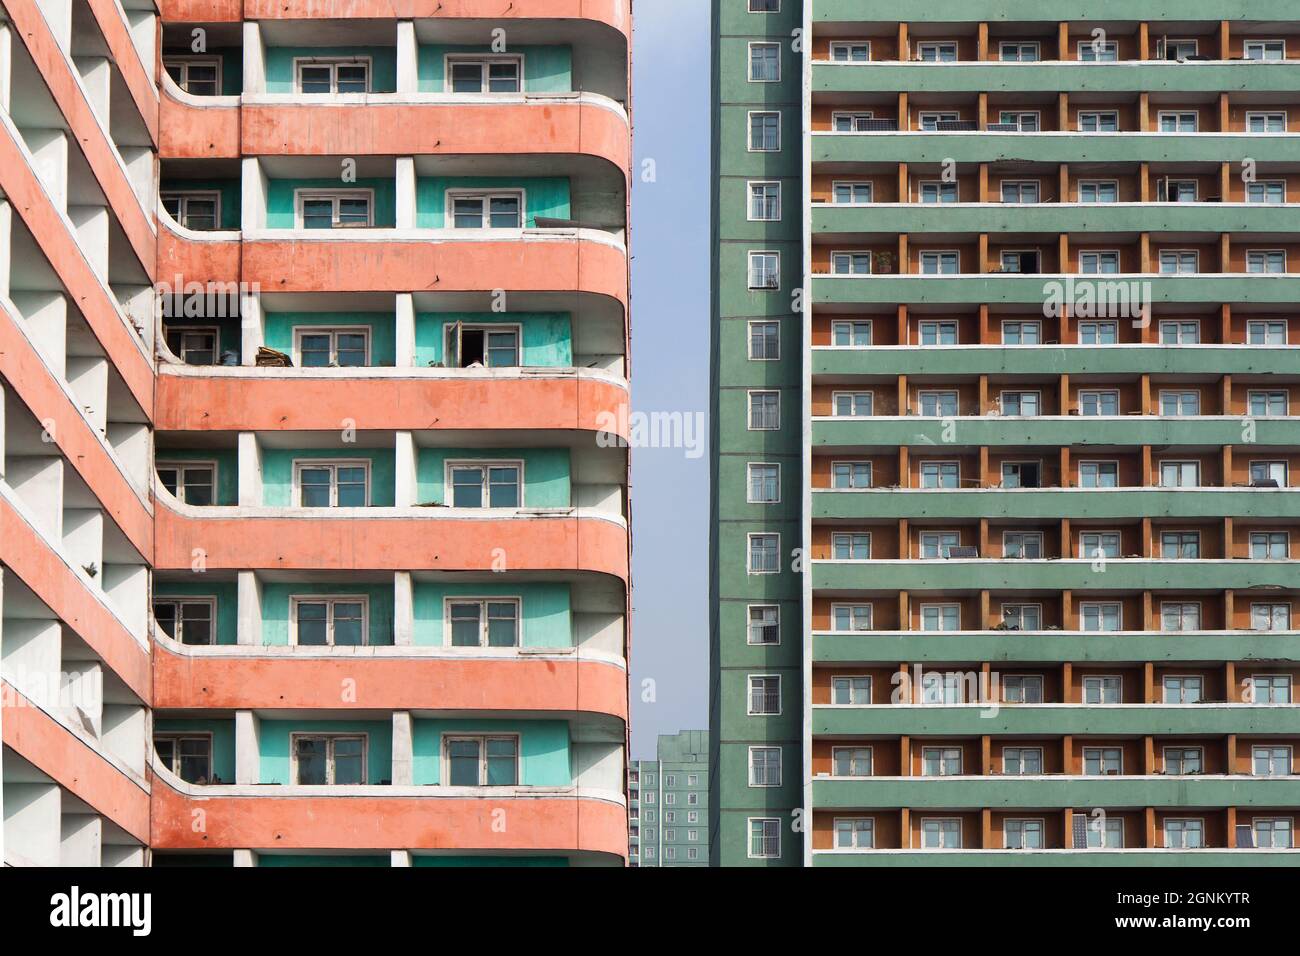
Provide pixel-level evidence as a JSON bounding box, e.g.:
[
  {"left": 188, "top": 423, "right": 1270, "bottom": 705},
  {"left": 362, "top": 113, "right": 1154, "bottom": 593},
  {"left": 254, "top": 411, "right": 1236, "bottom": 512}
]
[
  {"left": 830, "top": 42, "right": 870, "bottom": 62},
  {"left": 1161, "top": 602, "right": 1202, "bottom": 632},
  {"left": 831, "top": 533, "right": 871, "bottom": 560},
  {"left": 1079, "top": 40, "right": 1118, "bottom": 61},
  {"left": 1247, "top": 320, "right": 1288, "bottom": 344},
  {"left": 1164, "top": 818, "right": 1204, "bottom": 849},
  {"left": 446, "top": 735, "right": 519, "bottom": 786},
  {"left": 1001, "top": 180, "right": 1040, "bottom": 203},
  {"left": 295, "top": 460, "right": 369, "bottom": 507},
  {"left": 922, "top": 747, "right": 962, "bottom": 776},
  {"left": 1248, "top": 390, "right": 1288, "bottom": 417},
  {"left": 444, "top": 323, "right": 520, "bottom": 369},
  {"left": 1158, "top": 112, "right": 1198, "bottom": 133},
  {"left": 447, "top": 56, "right": 521, "bottom": 93},
  {"left": 161, "top": 192, "right": 220, "bottom": 231},
  {"left": 1006, "top": 819, "right": 1044, "bottom": 850},
  {"left": 164, "top": 326, "right": 220, "bottom": 365},
  {"left": 748, "top": 463, "right": 781, "bottom": 503},
  {"left": 748, "top": 605, "right": 780, "bottom": 645},
  {"left": 1159, "top": 320, "right": 1201, "bottom": 344},
  {"left": 920, "top": 531, "right": 962, "bottom": 558},
  {"left": 918, "top": 391, "right": 958, "bottom": 416},
  {"left": 831, "top": 252, "right": 872, "bottom": 275},
  {"left": 164, "top": 56, "right": 221, "bottom": 95},
  {"left": 1003, "top": 675, "right": 1043, "bottom": 703},
  {"left": 1002, "top": 461, "right": 1041, "bottom": 489},
  {"left": 1253, "top": 819, "right": 1294, "bottom": 849},
  {"left": 292, "top": 596, "right": 367, "bottom": 646},
  {"left": 832, "top": 182, "right": 873, "bottom": 204},
  {"left": 749, "top": 746, "right": 782, "bottom": 786},
  {"left": 749, "top": 42, "right": 781, "bottom": 81},
  {"left": 1079, "top": 390, "right": 1120, "bottom": 416},
  {"left": 1159, "top": 251, "right": 1198, "bottom": 274},
  {"left": 1251, "top": 603, "right": 1292, "bottom": 631},
  {"left": 1163, "top": 675, "right": 1203, "bottom": 704},
  {"left": 1161, "top": 178, "right": 1201, "bottom": 202},
  {"left": 748, "top": 533, "right": 780, "bottom": 574},
  {"left": 296, "top": 58, "right": 370, "bottom": 94},
  {"left": 1244, "top": 40, "right": 1286, "bottom": 60},
  {"left": 448, "top": 598, "right": 520, "bottom": 647},
  {"left": 919, "top": 251, "right": 960, "bottom": 274},
  {"left": 1079, "top": 460, "right": 1119, "bottom": 488},
  {"left": 1247, "top": 250, "right": 1287, "bottom": 273},
  {"left": 1000, "top": 250, "right": 1041, "bottom": 274},
  {"left": 297, "top": 190, "right": 372, "bottom": 229},
  {"left": 831, "top": 604, "right": 872, "bottom": 632},
  {"left": 920, "top": 818, "right": 962, "bottom": 849},
  {"left": 1002, "top": 747, "right": 1043, "bottom": 775},
  {"left": 295, "top": 327, "right": 369, "bottom": 367},
  {"left": 1080, "top": 532, "right": 1121, "bottom": 559},
  {"left": 1164, "top": 746, "right": 1203, "bottom": 774},
  {"left": 749, "top": 818, "right": 781, "bottom": 858},
  {"left": 748, "top": 321, "right": 780, "bottom": 360},
  {"left": 450, "top": 191, "right": 523, "bottom": 229},
  {"left": 1086, "top": 818, "right": 1125, "bottom": 849},
  {"left": 831, "top": 677, "right": 872, "bottom": 706},
  {"left": 749, "top": 0, "right": 780, "bottom": 11},
  {"left": 748, "top": 251, "right": 780, "bottom": 289},
  {"left": 748, "top": 390, "right": 780, "bottom": 430},
  {"left": 1159, "top": 38, "right": 1199, "bottom": 59},
  {"left": 832, "top": 320, "right": 872, "bottom": 345},
  {"left": 1159, "top": 530, "right": 1201, "bottom": 559},
  {"left": 1159, "top": 390, "right": 1201, "bottom": 416},
  {"left": 1249, "top": 674, "right": 1292, "bottom": 703},
  {"left": 920, "top": 181, "right": 958, "bottom": 204},
  {"left": 1079, "top": 181, "right": 1119, "bottom": 203},
  {"left": 1083, "top": 675, "right": 1123, "bottom": 704},
  {"left": 1246, "top": 111, "right": 1286, "bottom": 133},
  {"left": 1250, "top": 460, "right": 1287, "bottom": 486},
  {"left": 1002, "top": 320, "right": 1041, "bottom": 344},
  {"left": 1081, "top": 605, "right": 1122, "bottom": 634},
  {"left": 1083, "top": 746, "right": 1123, "bottom": 775},
  {"left": 831, "top": 461, "right": 872, "bottom": 489},
  {"left": 833, "top": 391, "right": 873, "bottom": 416},
  {"left": 1250, "top": 532, "right": 1289, "bottom": 560},
  {"left": 749, "top": 182, "right": 781, "bottom": 221},
  {"left": 920, "top": 461, "right": 960, "bottom": 489},
  {"left": 1159, "top": 460, "right": 1201, "bottom": 488},
  {"left": 448, "top": 461, "right": 522, "bottom": 508},
  {"left": 1079, "top": 321, "right": 1118, "bottom": 344},
  {"left": 1247, "top": 181, "right": 1286, "bottom": 204},
  {"left": 1000, "top": 391, "right": 1041, "bottom": 416},
  {"left": 1003, "top": 532, "right": 1043, "bottom": 559},
  {"left": 1252, "top": 746, "right": 1292, "bottom": 777},
  {"left": 154, "top": 734, "right": 213, "bottom": 784},
  {"left": 920, "top": 604, "right": 960, "bottom": 631},
  {"left": 832, "top": 746, "right": 872, "bottom": 776},
  {"left": 1002, "top": 604, "right": 1042, "bottom": 631},
  {"left": 998, "top": 111, "right": 1040, "bottom": 132},
  {"left": 834, "top": 818, "right": 874, "bottom": 849},
  {"left": 749, "top": 112, "right": 781, "bottom": 151},
  {"left": 687, "top": 847, "right": 699, "bottom": 860},
  {"left": 153, "top": 598, "right": 216, "bottom": 646},
  {"left": 1080, "top": 251, "right": 1121, "bottom": 274},
  {"left": 294, "top": 734, "right": 366, "bottom": 785},
  {"left": 1078, "top": 111, "right": 1119, "bottom": 132},
  {"left": 832, "top": 112, "right": 876, "bottom": 132},
  {"left": 999, "top": 41, "right": 1039, "bottom": 62},
  {"left": 157, "top": 461, "right": 216, "bottom": 505},
  {"left": 917, "top": 43, "right": 958, "bottom": 63},
  {"left": 918, "top": 321, "right": 958, "bottom": 345}
]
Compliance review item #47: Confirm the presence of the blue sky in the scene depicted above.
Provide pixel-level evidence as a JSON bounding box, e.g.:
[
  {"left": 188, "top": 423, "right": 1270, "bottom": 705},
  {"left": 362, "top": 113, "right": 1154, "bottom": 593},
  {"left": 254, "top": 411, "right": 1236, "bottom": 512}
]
[{"left": 628, "top": 0, "right": 711, "bottom": 757}]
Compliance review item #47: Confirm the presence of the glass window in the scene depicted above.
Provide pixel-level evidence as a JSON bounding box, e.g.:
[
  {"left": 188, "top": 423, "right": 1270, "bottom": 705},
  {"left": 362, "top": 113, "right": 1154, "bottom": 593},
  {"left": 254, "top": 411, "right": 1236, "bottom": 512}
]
[
  {"left": 831, "top": 320, "right": 872, "bottom": 345},
  {"left": 296, "top": 461, "right": 368, "bottom": 507},
  {"left": 748, "top": 534, "right": 780, "bottom": 574},
  {"left": 1079, "top": 181, "right": 1118, "bottom": 203},
  {"left": 448, "top": 463, "right": 521, "bottom": 508},
  {"left": 294, "top": 734, "right": 365, "bottom": 785},
  {"left": 153, "top": 598, "right": 216, "bottom": 646},
  {"left": 297, "top": 59, "right": 370, "bottom": 94},
  {"left": 831, "top": 461, "right": 872, "bottom": 489},
  {"left": 1082, "top": 746, "right": 1122, "bottom": 775},
  {"left": 1250, "top": 532, "right": 1289, "bottom": 560},
  {"left": 749, "top": 747, "right": 781, "bottom": 786},
  {"left": 749, "top": 391, "right": 780, "bottom": 430},
  {"left": 447, "top": 736, "right": 518, "bottom": 786},
  {"left": 748, "top": 463, "right": 781, "bottom": 503},
  {"left": 749, "top": 42, "right": 781, "bottom": 81},
  {"left": 1078, "top": 461, "right": 1119, "bottom": 488},
  {"left": 920, "top": 461, "right": 960, "bottom": 488},
  {"left": 448, "top": 57, "right": 521, "bottom": 93},
  {"left": 831, "top": 533, "right": 871, "bottom": 560},
  {"left": 154, "top": 735, "right": 213, "bottom": 784},
  {"left": 834, "top": 818, "right": 874, "bottom": 849},
  {"left": 749, "top": 112, "right": 781, "bottom": 151},
  {"left": 749, "top": 182, "right": 781, "bottom": 220},
  {"left": 448, "top": 598, "right": 519, "bottom": 647},
  {"left": 748, "top": 605, "right": 780, "bottom": 645},
  {"left": 748, "top": 675, "right": 781, "bottom": 714},
  {"left": 1080, "top": 605, "right": 1122, "bottom": 633},
  {"left": 749, "top": 252, "right": 780, "bottom": 289},
  {"left": 832, "top": 604, "right": 873, "bottom": 632},
  {"left": 833, "top": 391, "right": 873, "bottom": 416},
  {"left": 832, "top": 746, "right": 873, "bottom": 775},
  {"left": 920, "top": 604, "right": 960, "bottom": 631},
  {"left": 294, "top": 597, "right": 366, "bottom": 646},
  {"left": 833, "top": 182, "right": 873, "bottom": 204},
  {"left": 1159, "top": 460, "right": 1201, "bottom": 488}
]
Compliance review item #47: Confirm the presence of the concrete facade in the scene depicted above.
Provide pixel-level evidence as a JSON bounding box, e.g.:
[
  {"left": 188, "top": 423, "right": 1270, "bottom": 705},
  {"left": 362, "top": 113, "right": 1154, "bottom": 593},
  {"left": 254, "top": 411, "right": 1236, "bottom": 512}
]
[{"left": 628, "top": 730, "right": 709, "bottom": 866}]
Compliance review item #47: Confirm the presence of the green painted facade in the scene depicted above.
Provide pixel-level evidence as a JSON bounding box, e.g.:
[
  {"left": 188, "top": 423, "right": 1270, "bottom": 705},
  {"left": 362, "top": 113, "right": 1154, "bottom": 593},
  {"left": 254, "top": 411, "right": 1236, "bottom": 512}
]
[{"left": 630, "top": 731, "right": 710, "bottom": 866}]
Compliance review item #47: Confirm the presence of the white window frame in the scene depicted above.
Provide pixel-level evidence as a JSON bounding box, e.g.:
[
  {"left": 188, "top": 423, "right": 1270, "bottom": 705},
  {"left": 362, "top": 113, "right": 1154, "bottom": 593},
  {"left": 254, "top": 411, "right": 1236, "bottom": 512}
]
[
  {"left": 998, "top": 41, "right": 1040, "bottom": 62},
  {"left": 292, "top": 325, "right": 371, "bottom": 367},
  {"left": 748, "top": 746, "right": 782, "bottom": 787},
  {"left": 1246, "top": 249, "right": 1288, "bottom": 273},
  {"left": 748, "top": 250, "right": 781, "bottom": 290},
  {"left": 747, "top": 110, "right": 782, "bottom": 152},
  {"left": 1079, "top": 603, "right": 1123, "bottom": 633},
  {"left": 1246, "top": 110, "right": 1287, "bottom": 132},
  {"left": 1247, "top": 319, "right": 1289, "bottom": 344},
  {"left": 293, "top": 56, "right": 372, "bottom": 94},
  {"left": 919, "top": 817, "right": 963, "bottom": 849},
  {"left": 831, "top": 111, "right": 876, "bottom": 132},
  {"left": 747, "top": 674, "right": 782, "bottom": 715},
  {"left": 156, "top": 459, "right": 219, "bottom": 505},
  {"left": 746, "top": 461, "right": 782, "bottom": 504},
  {"left": 748, "top": 41, "right": 782, "bottom": 82},
  {"left": 1244, "top": 40, "right": 1286, "bottom": 60},
  {"left": 916, "top": 42, "right": 959, "bottom": 62},
  {"left": 1078, "top": 180, "right": 1120, "bottom": 203},
  {"left": 444, "top": 596, "right": 523, "bottom": 648},
  {"left": 161, "top": 190, "right": 222, "bottom": 230},
  {"left": 1078, "top": 39, "right": 1119, "bottom": 61},
  {"left": 830, "top": 603, "right": 873, "bottom": 632},
  {"left": 830, "top": 460, "right": 873, "bottom": 489},
  {"left": 1158, "top": 459, "right": 1202, "bottom": 488},
  {"left": 294, "top": 188, "right": 375, "bottom": 229},
  {"left": 1078, "top": 110, "right": 1119, "bottom": 132},
  {"left": 443, "top": 733, "right": 521, "bottom": 787},
  {"left": 830, "top": 251, "right": 874, "bottom": 275},
  {"left": 831, "top": 389, "right": 873, "bottom": 416},
  {"left": 446, "top": 189, "right": 526, "bottom": 230},
  {"left": 445, "top": 459, "right": 525, "bottom": 509},
  {"left": 747, "top": 604, "right": 781, "bottom": 646},
  {"left": 444, "top": 54, "right": 524, "bottom": 94},
  {"left": 153, "top": 731, "right": 215, "bottom": 781},
  {"left": 919, "top": 250, "right": 960, "bottom": 274},
  {"left": 291, "top": 732, "right": 368, "bottom": 785},
  {"left": 1000, "top": 180, "right": 1041, "bottom": 203},
  {"left": 747, "top": 320, "right": 781, "bottom": 361},
  {"left": 829, "top": 41, "right": 871, "bottom": 62},
  {"left": 747, "top": 817, "right": 782, "bottom": 859},
  {"left": 1079, "top": 250, "right": 1122, "bottom": 274},
  {"left": 747, "top": 532, "right": 781, "bottom": 575},
  {"left": 292, "top": 458, "right": 372, "bottom": 507},
  {"left": 152, "top": 596, "right": 218, "bottom": 646},
  {"left": 831, "top": 181, "right": 874, "bottom": 205},
  {"left": 747, "top": 389, "right": 781, "bottom": 431},
  {"left": 1005, "top": 817, "right": 1046, "bottom": 850},
  {"left": 290, "top": 594, "right": 370, "bottom": 647},
  {"left": 747, "top": 181, "right": 782, "bottom": 222},
  {"left": 1160, "top": 601, "right": 1203, "bottom": 632},
  {"left": 833, "top": 817, "right": 875, "bottom": 849},
  {"left": 163, "top": 55, "right": 224, "bottom": 95}
]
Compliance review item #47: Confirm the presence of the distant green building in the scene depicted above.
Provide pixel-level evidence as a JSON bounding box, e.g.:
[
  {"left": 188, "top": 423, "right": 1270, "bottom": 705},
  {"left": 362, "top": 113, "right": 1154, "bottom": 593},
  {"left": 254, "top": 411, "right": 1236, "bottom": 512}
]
[{"left": 629, "top": 732, "right": 709, "bottom": 866}]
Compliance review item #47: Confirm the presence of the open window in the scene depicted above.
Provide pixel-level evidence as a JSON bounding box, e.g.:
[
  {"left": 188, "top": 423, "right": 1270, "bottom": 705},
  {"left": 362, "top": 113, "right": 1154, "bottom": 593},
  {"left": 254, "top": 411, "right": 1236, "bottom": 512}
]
[{"left": 443, "top": 322, "right": 522, "bottom": 368}]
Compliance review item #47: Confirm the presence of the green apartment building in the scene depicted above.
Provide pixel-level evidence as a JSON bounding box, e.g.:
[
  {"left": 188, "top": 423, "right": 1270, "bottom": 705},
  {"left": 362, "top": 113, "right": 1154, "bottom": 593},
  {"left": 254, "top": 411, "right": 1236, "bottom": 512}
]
[
  {"left": 629, "top": 731, "right": 710, "bottom": 866},
  {"left": 711, "top": 0, "right": 1300, "bottom": 865}
]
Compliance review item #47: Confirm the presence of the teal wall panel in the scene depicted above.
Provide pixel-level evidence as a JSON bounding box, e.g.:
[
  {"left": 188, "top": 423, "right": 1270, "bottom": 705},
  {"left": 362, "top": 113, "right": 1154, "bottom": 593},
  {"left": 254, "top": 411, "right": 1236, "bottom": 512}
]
[
  {"left": 416, "top": 45, "right": 572, "bottom": 92},
  {"left": 410, "top": 719, "right": 570, "bottom": 786},
  {"left": 258, "top": 720, "right": 393, "bottom": 785},
  {"left": 411, "top": 581, "right": 572, "bottom": 647},
  {"left": 413, "top": 312, "right": 572, "bottom": 367},
  {"left": 261, "top": 447, "right": 396, "bottom": 507},
  {"left": 415, "top": 447, "right": 569, "bottom": 507}
]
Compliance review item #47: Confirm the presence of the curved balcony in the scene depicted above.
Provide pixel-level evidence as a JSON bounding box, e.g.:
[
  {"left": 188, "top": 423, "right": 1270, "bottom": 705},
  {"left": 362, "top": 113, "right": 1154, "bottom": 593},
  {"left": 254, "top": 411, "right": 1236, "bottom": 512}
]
[
  {"left": 152, "top": 495, "right": 630, "bottom": 581},
  {"left": 156, "top": 212, "right": 241, "bottom": 285},
  {"left": 154, "top": 364, "right": 630, "bottom": 436},
  {"left": 159, "top": 75, "right": 240, "bottom": 160},
  {"left": 148, "top": 760, "right": 627, "bottom": 860},
  {"left": 151, "top": 631, "right": 627, "bottom": 718}
]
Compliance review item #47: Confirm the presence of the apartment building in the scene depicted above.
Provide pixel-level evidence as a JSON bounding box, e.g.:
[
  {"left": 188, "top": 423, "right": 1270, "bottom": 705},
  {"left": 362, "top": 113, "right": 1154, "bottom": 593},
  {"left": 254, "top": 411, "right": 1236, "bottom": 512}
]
[
  {"left": 628, "top": 730, "right": 709, "bottom": 866},
  {"left": 2, "top": 0, "right": 631, "bottom": 866},
  {"left": 712, "top": 0, "right": 1300, "bottom": 865}
]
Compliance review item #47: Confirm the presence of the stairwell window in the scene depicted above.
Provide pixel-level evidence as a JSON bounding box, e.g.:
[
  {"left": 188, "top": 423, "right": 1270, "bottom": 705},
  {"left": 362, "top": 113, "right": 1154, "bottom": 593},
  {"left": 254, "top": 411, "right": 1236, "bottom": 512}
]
[
  {"left": 748, "top": 251, "right": 780, "bottom": 289},
  {"left": 749, "top": 320, "right": 780, "bottom": 360},
  {"left": 153, "top": 597, "right": 216, "bottom": 646},
  {"left": 292, "top": 596, "right": 368, "bottom": 646},
  {"left": 747, "top": 605, "right": 780, "bottom": 645},
  {"left": 154, "top": 734, "right": 214, "bottom": 784},
  {"left": 446, "top": 735, "right": 519, "bottom": 786},
  {"left": 447, "top": 598, "right": 520, "bottom": 647},
  {"left": 749, "top": 111, "right": 781, "bottom": 151},
  {"left": 293, "top": 734, "right": 366, "bottom": 785},
  {"left": 749, "top": 0, "right": 780, "bottom": 11},
  {"left": 448, "top": 462, "right": 523, "bottom": 508},
  {"left": 1247, "top": 250, "right": 1287, "bottom": 273},
  {"left": 748, "top": 818, "right": 781, "bottom": 858},
  {"left": 295, "top": 460, "right": 370, "bottom": 507},
  {"left": 748, "top": 42, "right": 781, "bottom": 82},
  {"left": 164, "top": 56, "right": 221, "bottom": 95},
  {"left": 749, "top": 390, "right": 780, "bottom": 430},
  {"left": 297, "top": 190, "right": 373, "bottom": 229},
  {"left": 162, "top": 191, "right": 220, "bottom": 230},
  {"left": 295, "top": 58, "right": 370, "bottom": 94},
  {"left": 747, "top": 675, "right": 781, "bottom": 714},
  {"left": 747, "top": 462, "right": 781, "bottom": 503},
  {"left": 447, "top": 56, "right": 522, "bottom": 93},
  {"left": 157, "top": 461, "right": 216, "bottom": 505},
  {"left": 748, "top": 181, "right": 782, "bottom": 221},
  {"left": 450, "top": 192, "right": 523, "bottom": 229},
  {"left": 748, "top": 534, "right": 781, "bottom": 574},
  {"left": 295, "top": 327, "right": 369, "bottom": 367},
  {"left": 749, "top": 747, "right": 782, "bottom": 786}
]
